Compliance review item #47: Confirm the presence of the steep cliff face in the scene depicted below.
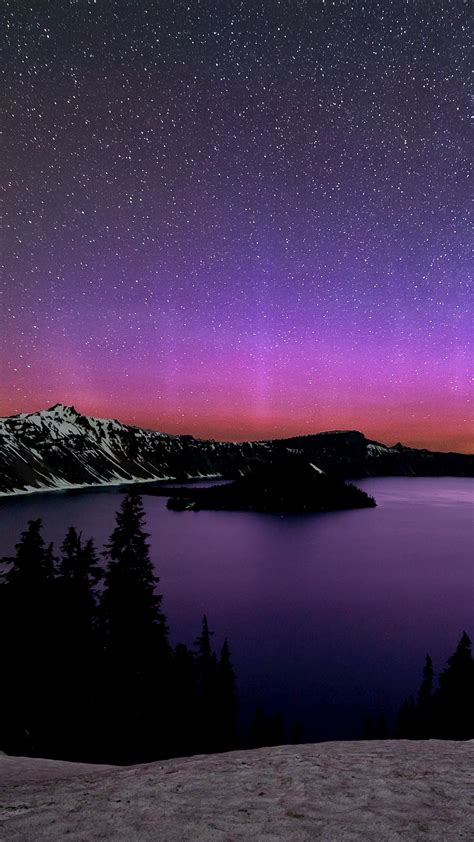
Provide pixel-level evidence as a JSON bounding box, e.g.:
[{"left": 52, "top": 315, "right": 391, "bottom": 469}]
[{"left": 0, "top": 404, "right": 472, "bottom": 495}]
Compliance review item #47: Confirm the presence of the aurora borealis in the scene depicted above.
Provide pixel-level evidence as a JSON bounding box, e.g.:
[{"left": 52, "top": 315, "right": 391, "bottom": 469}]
[{"left": 1, "top": 1, "right": 471, "bottom": 451}]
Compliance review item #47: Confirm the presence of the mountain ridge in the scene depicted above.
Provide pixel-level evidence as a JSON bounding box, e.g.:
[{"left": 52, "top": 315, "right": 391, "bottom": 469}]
[{"left": 0, "top": 404, "right": 472, "bottom": 496}]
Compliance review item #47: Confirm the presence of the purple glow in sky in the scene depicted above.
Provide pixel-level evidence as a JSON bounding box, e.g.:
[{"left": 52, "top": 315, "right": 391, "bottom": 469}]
[{"left": 1, "top": 1, "right": 472, "bottom": 451}]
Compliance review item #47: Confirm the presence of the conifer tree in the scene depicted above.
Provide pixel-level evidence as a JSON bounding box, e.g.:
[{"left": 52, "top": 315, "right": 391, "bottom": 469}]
[
  {"left": 100, "top": 494, "right": 170, "bottom": 762},
  {"left": 54, "top": 528, "right": 103, "bottom": 760},
  {"left": 102, "top": 494, "right": 168, "bottom": 652},
  {"left": 59, "top": 526, "right": 82, "bottom": 580},
  {"left": 195, "top": 614, "right": 213, "bottom": 661},
  {"left": 418, "top": 654, "right": 434, "bottom": 705},
  {"left": 194, "top": 615, "right": 218, "bottom": 751},
  {"left": 57, "top": 529, "right": 102, "bottom": 631},
  {"left": 437, "top": 632, "right": 474, "bottom": 739},
  {"left": 416, "top": 654, "right": 435, "bottom": 738},
  {"left": 195, "top": 615, "right": 218, "bottom": 698},
  {"left": 216, "top": 639, "right": 237, "bottom": 750},
  {"left": 81, "top": 537, "right": 103, "bottom": 588},
  {"left": 6, "top": 518, "right": 56, "bottom": 589},
  {"left": 0, "top": 519, "right": 57, "bottom": 755}
]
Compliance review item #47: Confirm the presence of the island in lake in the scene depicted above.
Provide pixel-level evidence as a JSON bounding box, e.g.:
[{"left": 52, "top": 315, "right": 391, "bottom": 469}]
[{"left": 155, "top": 456, "right": 377, "bottom": 513}]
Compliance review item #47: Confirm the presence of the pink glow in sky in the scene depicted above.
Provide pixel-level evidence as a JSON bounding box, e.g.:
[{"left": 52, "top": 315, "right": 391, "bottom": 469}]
[{"left": 1, "top": 2, "right": 472, "bottom": 453}]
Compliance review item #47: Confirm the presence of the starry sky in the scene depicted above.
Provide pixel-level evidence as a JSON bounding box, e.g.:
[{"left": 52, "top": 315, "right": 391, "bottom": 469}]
[{"left": 1, "top": 1, "right": 472, "bottom": 451}]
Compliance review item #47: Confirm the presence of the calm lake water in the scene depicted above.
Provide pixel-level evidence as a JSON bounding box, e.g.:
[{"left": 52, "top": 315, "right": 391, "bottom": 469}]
[{"left": 1, "top": 477, "right": 472, "bottom": 740}]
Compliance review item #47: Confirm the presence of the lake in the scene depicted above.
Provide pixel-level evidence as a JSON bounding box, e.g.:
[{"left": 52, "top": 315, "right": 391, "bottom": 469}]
[{"left": 0, "top": 477, "right": 472, "bottom": 741}]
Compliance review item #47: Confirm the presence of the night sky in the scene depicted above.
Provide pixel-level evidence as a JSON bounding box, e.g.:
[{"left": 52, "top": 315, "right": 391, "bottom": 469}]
[{"left": 1, "top": 1, "right": 471, "bottom": 451}]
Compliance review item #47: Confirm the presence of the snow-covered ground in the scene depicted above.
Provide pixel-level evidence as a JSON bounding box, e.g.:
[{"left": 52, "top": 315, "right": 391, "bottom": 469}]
[{"left": 0, "top": 741, "right": 472, "bottom": 840}]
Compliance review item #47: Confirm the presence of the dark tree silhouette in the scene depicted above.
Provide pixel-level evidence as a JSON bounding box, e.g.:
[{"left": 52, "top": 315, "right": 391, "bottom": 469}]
[
  {"left": 0, "top": 504, "right": 239, "bottom": 764},
  {"left": 416, "top": 654, "right": 436, "bottom": 738},
  {"left": 418, "top": 654, "right": 434, "bottom": 705},
  {"left": 0, "top": 520, "right": 57, "bottom": 756},
  {"left": 215, "top": 639, "right": 238, "bottom": 751},
  {"left": 54, "top": 529, "right": 103, "bottom": 759},
  {"left": 81, "top": 537, "right": 103, "bottom": 586},
  {"left": 396, "top": 656, "right": 435, "bottom": 739},
  {"left": 195, "top": 615, "right": 214, "bottom": 667},
  {"left": 394, "top": 635, "right": 473, "bottom": 740},
  {"left": 59, "top": 526, "right": 82, "bottom": 580},
  {"left": 437, "top": 632, "right": 474, "bottom": 739},
  {"left": 6, "top": 518, "right": 56, "bottom": 588},
  {"left": 100, "top": 494, "right": 170, "bottom": 762},
  {"left": 194, "top": 614, "right": 219, "bottom": 752},
  {"left": 102, "top": 494, "right": 168, "bottom": 654}
]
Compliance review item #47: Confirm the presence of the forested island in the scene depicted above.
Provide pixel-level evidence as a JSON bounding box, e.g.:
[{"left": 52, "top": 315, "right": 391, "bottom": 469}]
[{"left": 162, "top": 456, "right": 377, "bottom": 513}]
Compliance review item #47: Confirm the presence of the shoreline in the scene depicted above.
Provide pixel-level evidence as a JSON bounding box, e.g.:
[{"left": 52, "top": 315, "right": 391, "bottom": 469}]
[
  {"left": 0, "top": 473, "right": 224, "bottom": 500},
  {"left": 0, "top": 472, "right": 472, "bottom": 500}
]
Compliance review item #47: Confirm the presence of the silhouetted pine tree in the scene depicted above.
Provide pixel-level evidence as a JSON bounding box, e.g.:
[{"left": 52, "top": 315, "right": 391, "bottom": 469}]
[
  {"left": 215, "top": 639, "right": 238, "bottom": 751},
  {"left": 418, "top": 654, "right": 434, "bottom": 704},
  {"left": 0, "top": 520, "right": 57, "bottom": 755},
  {"left": 59, "top": 526, "right": 82, "bottom": 580},
  {"left": 393, "top": 635, "right": 474, "bottom": 741},
  {"left": 6, "top": 519, "right": 56, "bottom": 589},
  {"left": 100, "top": 494, "right": 170, "bottom": 762},
  {"left": 195, "top": 615, "right": 214, "bottom": 669},
  {"left": 0, "top": 507, "right": 241, "bottom": 764},
  {"left": 54, "top": 528, "right": 103, "bottom": 760},
  {"left": 437, "top": 632, "right": 474, "bottom": 739},
  {"left": 81, "top": 537, "right": 103, "bottom": 586},
  {"left": 416, "top": 654, "right": 435, "bottom": 738},
  {"left": 194, "top": 615, "right": 219, "bottom": 751}
]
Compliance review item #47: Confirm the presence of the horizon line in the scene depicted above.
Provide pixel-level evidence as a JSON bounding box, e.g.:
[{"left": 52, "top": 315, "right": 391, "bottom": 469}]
[{"left": 1, "top": 401, "right": 472, "bottom": 457}]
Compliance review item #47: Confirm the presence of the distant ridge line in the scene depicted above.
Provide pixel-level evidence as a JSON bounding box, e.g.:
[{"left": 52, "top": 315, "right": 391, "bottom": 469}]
[{"left": 0, "top": 404, "right": 472, "bottom": 496}]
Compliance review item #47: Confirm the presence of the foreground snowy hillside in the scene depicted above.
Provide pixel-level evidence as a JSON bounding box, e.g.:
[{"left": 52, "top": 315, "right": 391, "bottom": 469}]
[
  {"left": 0, "top": 404, "right": 472, "bottom": 495},
  {"left": 0, "top": 741, "right": 472, "bottom": 840}
]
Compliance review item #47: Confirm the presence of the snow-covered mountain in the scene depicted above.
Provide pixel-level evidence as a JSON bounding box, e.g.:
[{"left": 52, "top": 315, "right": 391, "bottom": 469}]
[
  {"left": 0, "top": 404, "right": 472, "bottom": 496},
  {"left": 0, "top": 404, "right": 270, "bottom": 495}
]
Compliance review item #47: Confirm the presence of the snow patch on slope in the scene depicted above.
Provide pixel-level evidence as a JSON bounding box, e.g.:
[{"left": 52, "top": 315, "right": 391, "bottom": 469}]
[{"left": 0, "top": 741, "right": 471, "bottom": 841}]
